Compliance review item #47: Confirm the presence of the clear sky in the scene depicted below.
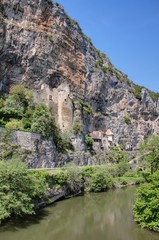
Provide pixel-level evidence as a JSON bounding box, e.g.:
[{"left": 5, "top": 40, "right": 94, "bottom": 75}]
[{"left": 55, "top": 0, "right": 159, "bottom": 92}]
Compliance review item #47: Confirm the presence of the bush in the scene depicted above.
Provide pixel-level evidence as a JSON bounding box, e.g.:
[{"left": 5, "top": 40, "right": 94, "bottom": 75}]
[
  {"left": 108, "top": 147, "right": 129, "bottom": 164},
  {"left": 124, "top": 115, "right": 131, "bottom": 124},
  {"left": 116, "top": 161, "right": 130, "bottom": 177},
  {"left": 129, "top": 84, "right": 143, "bottom": 100},
  {"left": 72, "top": 122, "right": 82, "bottom": 135},
  {"left": 133, "top": 171, "right": 159, "bottom": 231},
  {"left": 0, "top": 160, "right": 46, "bottom": 223},
  {"left": 5, "top": 119, "right": 22, "bottom": 130},
  {"left": 64, "top": 163, "right": 83, "bottom": 194},
  {"left": 85, "top": 135, "right": 93, "bottom": 151},
  {"left": 79, "top": 99, "right": 93, "bottom": 114},
  {"left": 31, "top": 104, "right": 56, "bottom": 139},
  {"left": 90, "top": 169, "right": 113, "bottom": 192}
]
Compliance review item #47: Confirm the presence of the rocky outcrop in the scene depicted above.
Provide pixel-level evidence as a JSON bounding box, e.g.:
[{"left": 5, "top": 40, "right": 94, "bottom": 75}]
[
  {"left": 0, "top": 127, "right": 99, "bottom": 167},
  {"left": 0, "top": 0, "right": 159, "bottom": 155}
]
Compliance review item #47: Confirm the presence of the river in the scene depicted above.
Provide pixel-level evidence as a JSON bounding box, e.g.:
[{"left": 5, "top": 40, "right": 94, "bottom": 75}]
[{"left": 0, "top": 187, "right": 158, "bottom": 240}]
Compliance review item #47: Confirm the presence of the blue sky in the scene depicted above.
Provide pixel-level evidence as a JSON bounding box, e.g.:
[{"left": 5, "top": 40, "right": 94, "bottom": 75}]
[{"left": 55, "top": 0, "right": 159, "bottom": 92}]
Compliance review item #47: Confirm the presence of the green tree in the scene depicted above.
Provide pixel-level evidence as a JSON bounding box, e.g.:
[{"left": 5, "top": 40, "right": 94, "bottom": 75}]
[
  {"left": 0, "top": 85, "right": 33, "bottom": 123},
  {"left": 108, "top": 147, "right": 129, "bottom": 163},
  {"left": 85, "top": 135, "right": 93, "bottom": 151},
  {"left": 90, "top": 169, "right": 113, "bottom": 192},
  {"left": 133, "top": 171, "right": 159, "bottom": 231},
  {"left": 0, "top": 160, "right": 46, "bottom": 223},
  {"left": 31, "top": 104, "right": 56, "bottom": 138},
  {"left": 139, "top": 135, "right": 159, "bottom": 174},
  {"left": 9, "top": 84, "right": 33, "bottom": 110},
  {"left": 64, "top": 163, "right": 83, "bottom": 194}
]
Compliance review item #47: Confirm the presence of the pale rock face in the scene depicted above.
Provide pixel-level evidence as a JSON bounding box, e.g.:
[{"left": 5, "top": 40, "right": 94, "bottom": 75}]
[{"left": 0, "top": 0, "right": 159, "bottom": 151}]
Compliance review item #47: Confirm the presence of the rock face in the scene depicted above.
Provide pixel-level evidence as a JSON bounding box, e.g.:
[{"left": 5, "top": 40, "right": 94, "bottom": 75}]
[
  {"left": 0, "top": 0, "right": 159, "bottom": 152},
  {"left": 0, "top": 127, "right": 98, "bottom": 167}
]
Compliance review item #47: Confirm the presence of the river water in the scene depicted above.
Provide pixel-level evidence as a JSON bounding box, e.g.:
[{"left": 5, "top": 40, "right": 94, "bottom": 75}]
[{"left": 0, "top": 187, "right": 158, "bottom": 240}]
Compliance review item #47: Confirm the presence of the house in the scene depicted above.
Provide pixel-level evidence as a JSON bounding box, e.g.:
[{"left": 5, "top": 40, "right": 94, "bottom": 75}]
[
  {"left": 89, "top": 129, "right": 114, "bottom": 151},
  {"left": 103, "top": 129, "right": 114, "bottom": 148},
  {"left": 89, "top": 131, "right": 103, "bottom": 151}
]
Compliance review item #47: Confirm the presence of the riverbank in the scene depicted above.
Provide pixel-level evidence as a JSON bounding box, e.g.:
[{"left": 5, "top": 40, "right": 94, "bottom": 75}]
[
  {"left": 0, "top": 160, "right": 145, "bottom": 224},
  {"left": 35, "top": 164, "right": 145, "bottom": 208}
]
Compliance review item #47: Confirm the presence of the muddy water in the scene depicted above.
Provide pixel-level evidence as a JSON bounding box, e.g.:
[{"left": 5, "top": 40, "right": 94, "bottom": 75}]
[{"left": 0, "top": 187, "right": 158, "bottom": 240}]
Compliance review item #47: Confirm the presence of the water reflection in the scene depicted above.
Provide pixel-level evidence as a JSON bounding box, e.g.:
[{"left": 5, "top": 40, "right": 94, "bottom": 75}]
[{"left": 0, "top": 187, "right": 158, "bottom": 240}]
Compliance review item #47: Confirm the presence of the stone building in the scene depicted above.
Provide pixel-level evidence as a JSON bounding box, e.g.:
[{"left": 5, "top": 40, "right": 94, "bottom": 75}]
[{"left": 89, "top": 129, "right": 114, "bottom": 151}]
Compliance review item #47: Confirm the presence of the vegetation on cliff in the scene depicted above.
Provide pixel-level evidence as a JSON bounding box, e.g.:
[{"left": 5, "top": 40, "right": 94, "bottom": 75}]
[{"left": 0, "top": 85, "right": 73, "bottom": 153}]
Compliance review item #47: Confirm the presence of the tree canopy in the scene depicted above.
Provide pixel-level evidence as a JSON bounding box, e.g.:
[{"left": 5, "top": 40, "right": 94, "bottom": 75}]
[
  {"left": 0, "top": 160, "right": 46, "bottom": 223},
  {"left": 133, "top": 171, "right": 159, "bottom": 231},
  {"left": 139, "top": 135, "right": 159, "bottom": 174}
]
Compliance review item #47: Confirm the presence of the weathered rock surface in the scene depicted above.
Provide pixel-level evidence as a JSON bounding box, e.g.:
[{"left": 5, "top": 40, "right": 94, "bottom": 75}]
[
  {"left": 0, "top": 0, "right": 159, "bottom": 165},
  {"left": 0, "top": 127, "right": 97, "bottom": 167}
]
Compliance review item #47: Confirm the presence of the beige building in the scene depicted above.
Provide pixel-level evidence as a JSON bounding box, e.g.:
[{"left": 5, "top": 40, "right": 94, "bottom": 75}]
[{"left": 89, "top": 129, "right": 114, "bottom": 151}]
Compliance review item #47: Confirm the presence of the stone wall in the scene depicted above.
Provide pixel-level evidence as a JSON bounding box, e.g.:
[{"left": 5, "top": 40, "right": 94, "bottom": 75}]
[{"left": 0, "top": 127, "right": 96, "bottom": 168}]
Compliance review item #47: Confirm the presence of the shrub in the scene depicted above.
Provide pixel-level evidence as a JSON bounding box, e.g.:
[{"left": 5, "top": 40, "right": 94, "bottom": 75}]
[
  {"left": 90, "top": 169, "right": 113, "bottom": 192},
  {"left": 64, "top": 163, "right": 83, "bottom": 194},
  {"left": 124, "top": 115, "right": 131, "bottom": 124},
  {"left": 95, "top": 60, "right": 103, "bottom": 68},
  {"left": 0, "top": 160, "right": 46, "bottom": 223},
  {"left": 85, "top": 135, "right": 93, "bottom": 151},
  {"left": 5, "top": 119, "right": 22, "bottom": 130},
  {"left": 108, "top": 147, "right": 129, "bottom": 164},
  {"left": 129, "top": 84, "right": 143, "bottom": 100},
  {"left": 72, "top": 122, "right": 82, "bottom": 135},
  {"left": 116, "top": 161, "right": 130, "bottom": 177},
  {"left": 47, "top": 32, "right": 54, "bottom": 43},
  {"left": 79, "top": 99, "right": 93, "bottom": 114},
  {"left": 133, "top": 171, "right": 159, "bottom": 231}
]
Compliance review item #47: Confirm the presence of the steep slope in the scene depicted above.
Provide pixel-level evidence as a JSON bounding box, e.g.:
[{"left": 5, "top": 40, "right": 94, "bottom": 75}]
[{"left": 0, "top": 0, "right": 159, "bottom": 150}]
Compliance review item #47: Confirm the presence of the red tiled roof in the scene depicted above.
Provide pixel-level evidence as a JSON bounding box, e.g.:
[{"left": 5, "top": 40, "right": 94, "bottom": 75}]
[
  {"left": 89, "top": 131, "right": 103, "bottom": 139},
  {"left": 105, "top": 129, "right": 113, "bottom": 136}
]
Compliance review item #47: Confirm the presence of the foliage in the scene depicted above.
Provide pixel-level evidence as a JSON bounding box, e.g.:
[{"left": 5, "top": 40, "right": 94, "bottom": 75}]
[
  {"left": 5, "top": 119, "right": 22, "bottom": 130},
  {"left": 90, "top": 169, "right": 113, "bottom": 192},
  {"left": 108, "top": 147, "right": 129, "bottom": 164},
  {"left": 0, "top": 160, "right": 46, "bottom": 223},
  {"left": 72, "top": 121, "right": 82, "bottom": 135},
  {"left": 124, "top": 115, "right": 131, "bottom": 124},
  {"left": 95, "top": 60, "right": 103, "bottom": 68},
  {"left": 54, "top": 131, "right": 74, "bottom": 153},
  {"left": 0, "top": 85, "right": 33, "bottom": 127},
  {"left": 83, "top": 34, "right": 93, "bottom": 45},
  {"left": 85, "top": 135, "right": 93, "bottom": 151},
  {"left": 9, "top": 85, "right": 33, "bottom": 110},
  {"left": 31, "top": 104, "right": 56, "bottom": 139},
  {"left": 47, "top": 32, "right": 54, "bottom": 43},
  {"left": 133, "top": 171, "right": 159, "bottom": 231},
  {"left": 129, "top": 84, "right": 143, "bottom": 100},
  {"left": 79, "top": 99, "right": 93, "bottom": 114},
  {"left": 139, "top": 135, "right": 159, "bottom": 174},
  {"left": 48, "top": 172, "right": 68, "bottom": 187},
  {"left": 148, "top": 90, "right": 159, "bottom": 102},
  {"left": 0, "top": 85, "right": 73, "bottom": 153},
  {"left": 116, "top": 161, "right": 131, "bottom": 177},
  {"left": 64, "top": 163, "right": 83, "bottom": 194}
]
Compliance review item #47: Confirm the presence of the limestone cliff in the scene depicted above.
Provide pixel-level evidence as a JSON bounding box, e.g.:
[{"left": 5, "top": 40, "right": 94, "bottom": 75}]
[{"left": 0, "top": 0, "right": 159, "bottom": 150}]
